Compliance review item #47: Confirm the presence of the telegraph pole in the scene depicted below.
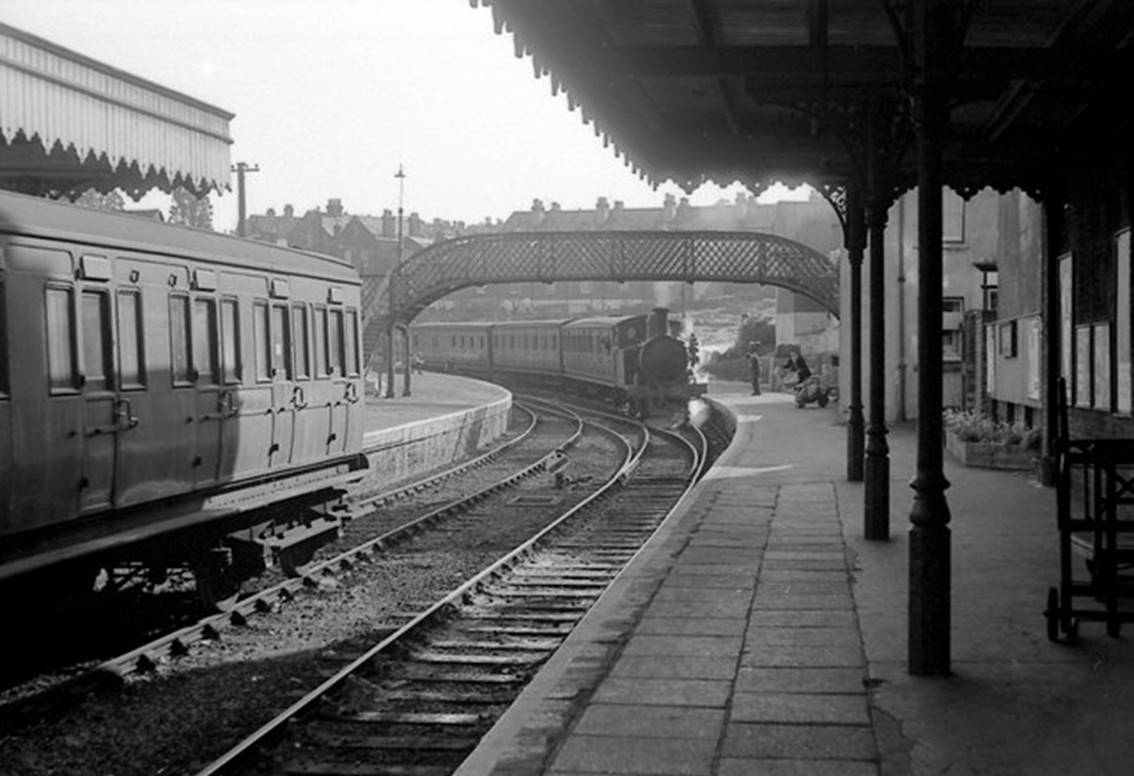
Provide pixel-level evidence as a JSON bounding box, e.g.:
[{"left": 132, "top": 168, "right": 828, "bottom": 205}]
[
  {"left": 386, "top": 164, "right": 405, "bottom": 398},
  {"left": 232, "top": 161, "right": 260, "bottom": 237}
]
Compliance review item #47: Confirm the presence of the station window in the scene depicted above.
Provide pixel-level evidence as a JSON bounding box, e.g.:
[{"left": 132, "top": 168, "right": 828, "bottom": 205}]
[
  {"left": 328, "top": 308, "right": 344, "bottom": 376},
  {"left": 117, "top": 290, "right": 145, "bottom": 389},
  {"left": 221, "top": 298, "right": 242, "bottom": 384},
  {"left": 81, "top": 290, "right": 113, "bottom": 391},
  {"left": 169, "top": 294, "right": 192, "bottom": 385},
  {"left": 193, "top": 297, "right": 219, "bottom": 385},
  {"left": 46, "top": 286, "right": 77, "bottom": 392},
  {"left": 293, "top": 305, "right": 310, "bottom": 380},
  {"left": 345, "top": 310, "right": 359, "bottom": 376},
  {"left": 271, "top": 303, "right": 292, "bottom": 379},
  {"left": 943, "top": 191, "right": 965, "bottom": 243},
  {"left": 253, "top": 301, "right": 271, "bottom": 382}
]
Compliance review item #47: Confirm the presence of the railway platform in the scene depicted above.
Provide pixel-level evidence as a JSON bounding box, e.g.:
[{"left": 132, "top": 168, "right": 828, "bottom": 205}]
[
  {"left": 455, "top": 381, "right": 1134, "bottom": 776},
  {"left": 359, "top": 371, "right": 512, "bottom": 491}
]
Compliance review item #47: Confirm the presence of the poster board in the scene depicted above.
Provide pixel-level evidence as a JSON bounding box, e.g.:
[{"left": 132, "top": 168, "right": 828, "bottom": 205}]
[
  {"left": 1075, "top": 324, "right": 1091, "bottom": 408},
  {"left": 1027, "top": 317, "right": 1041, "bottom": 401},
  {"left": 1060, "top": 254, "right": 1072, "bottom": 388},
  {"left": 1094, "top": 323, "right": 1111, "bottom": 411},
  {"left": 1118, "top": 230, "right": 1131, "bottom": 413},
  {"left": 985, "top": 324, "right": 996, "bottom": 394}
]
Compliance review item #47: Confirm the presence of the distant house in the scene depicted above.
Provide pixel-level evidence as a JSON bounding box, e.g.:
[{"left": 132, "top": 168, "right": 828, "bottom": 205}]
[{"left": 245, "top": 203, "right": 301, "bottom": 245}]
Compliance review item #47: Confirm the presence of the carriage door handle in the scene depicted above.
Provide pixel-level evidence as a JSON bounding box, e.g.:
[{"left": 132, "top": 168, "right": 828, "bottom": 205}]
[
  {"left": 292, "top": 385, "right": 308, "bottom": 409},
  {"left": 116, "top": 398, "right": 139, "bottom": 429},
  {"left": 344, "top": 382, "right": 360, "bottom": 404}
]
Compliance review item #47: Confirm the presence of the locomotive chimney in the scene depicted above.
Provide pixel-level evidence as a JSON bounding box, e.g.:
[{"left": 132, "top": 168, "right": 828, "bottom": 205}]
[{"left": 647, "top": 307, "right": 670, "bottom": 339}]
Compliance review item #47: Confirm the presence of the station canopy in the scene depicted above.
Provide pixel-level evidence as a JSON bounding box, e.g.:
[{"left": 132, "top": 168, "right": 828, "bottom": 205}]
[
  {"left": 0, "top": 23, "right": 233, "bottom": 200},
  {"left": 471, "top": 1, "right": 1134, "bottom": 201}
]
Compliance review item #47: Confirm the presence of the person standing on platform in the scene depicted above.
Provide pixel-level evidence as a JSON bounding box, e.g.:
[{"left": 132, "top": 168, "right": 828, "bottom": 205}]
[{"left": 748, "top": 341, "right": 762, "bottom": 395}]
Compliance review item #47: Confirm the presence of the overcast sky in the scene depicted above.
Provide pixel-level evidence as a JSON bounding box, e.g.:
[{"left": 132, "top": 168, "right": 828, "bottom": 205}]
[{"left": 6, "top": 0, "right": 807, "bottom": 232}]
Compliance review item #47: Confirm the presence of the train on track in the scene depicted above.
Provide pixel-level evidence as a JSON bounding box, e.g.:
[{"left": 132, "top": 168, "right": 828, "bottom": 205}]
[
  {"left": 0, "top": 190, "right": 368, "bottom": 609},
  {"left": 411, "top": 307, "right": 706, "bottom": 419}
]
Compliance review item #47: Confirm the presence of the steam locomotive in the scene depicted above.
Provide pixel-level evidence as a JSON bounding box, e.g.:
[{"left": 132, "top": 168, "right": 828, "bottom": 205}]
[{"left": 410, "top": 307, "right": 706, "bottom": 419}]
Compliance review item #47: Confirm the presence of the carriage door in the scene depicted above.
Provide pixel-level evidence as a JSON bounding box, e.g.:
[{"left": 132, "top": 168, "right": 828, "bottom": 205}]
[
  {"left": 191, "top": 292, "right": 223, "bottom": 487},
  {"left": 288, "top": 303, "right": 320, "bottom": 465},
  {"left": 269, "top": 296, "right": 296, "bottom": 467},
  {"left": 325, "top": 305, "right": 350, "bottom": 455},
  {"left": 77, "top": 282, "right": 117, "bottom": 513}
]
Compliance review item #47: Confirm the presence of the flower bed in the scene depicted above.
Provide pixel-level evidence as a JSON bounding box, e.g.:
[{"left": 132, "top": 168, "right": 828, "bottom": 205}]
[{"left": 943, "top": 409, "right": 1041, "bottom": 471}]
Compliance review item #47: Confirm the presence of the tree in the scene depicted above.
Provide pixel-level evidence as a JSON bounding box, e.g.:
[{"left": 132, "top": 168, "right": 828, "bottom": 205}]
[
  {"left": 168, "top": 186, "right": 214, "bottom": 230},
  {"left": 73, "top": 188, "right": 125, "bottom": 211}
]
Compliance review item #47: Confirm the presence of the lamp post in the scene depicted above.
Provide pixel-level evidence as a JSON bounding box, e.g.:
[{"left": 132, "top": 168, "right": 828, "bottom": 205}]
[{"left": 385, "top": 164, "right": 405, "bottom": 399}]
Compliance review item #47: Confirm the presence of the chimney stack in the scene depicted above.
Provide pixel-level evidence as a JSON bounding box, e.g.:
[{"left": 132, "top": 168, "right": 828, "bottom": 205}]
[
  {"left": 381, "top": 209, "right": 395, "bottom": 237},
  {"left": 596, "top": 196, "right": 610, "bottom": 226},
  {"left": 326, "top": 198, "right": 344, "bottom": 217},
  {"left": 647, "top": 307, "right": 670, "bottom": 339},
  {"left": 408, "top": 212, "right": 423, "bottom": 237},
  {"left": 283, "top": 203, "right": 294, "bottom": 218},
  {"left": 532, "top": 198, "right": 546, "bottom": 225},
  {"left": 662, "top": 193, "right": 677, "bottom": 221}
]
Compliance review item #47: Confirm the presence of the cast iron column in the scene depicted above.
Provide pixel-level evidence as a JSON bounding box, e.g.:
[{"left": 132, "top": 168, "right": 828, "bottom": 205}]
[
  {"left": 401, "top": 326, "right": 412, "bottom": 396},
  {"left": 1042, "top": 180, "right": 1063, "bottom": 484},
  {"left": 846, "top": 185, "right": 866, "bottom": 482},
  {"left": 864, "top": 196, "right": 890, "bottom": 539},
  {"left": 908, "top": 0, "right": 952, "bottom": 676},
  {"left": 863, "top": 110, "right": 891, "bottom": 541}
]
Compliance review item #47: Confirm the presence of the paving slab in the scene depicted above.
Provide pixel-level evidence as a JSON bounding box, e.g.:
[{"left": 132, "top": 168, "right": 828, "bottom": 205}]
[{"left": 455, "top": 383, "right": 1134, "bottom": 776}]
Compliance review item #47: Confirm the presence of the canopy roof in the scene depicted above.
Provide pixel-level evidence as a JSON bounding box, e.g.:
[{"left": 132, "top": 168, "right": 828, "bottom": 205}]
[
  {"left": 0, "top": 23, "right": 234, "bottom": 199},
  {"left": 472, "top": 1, "right": 1134, "bottom": 200}
]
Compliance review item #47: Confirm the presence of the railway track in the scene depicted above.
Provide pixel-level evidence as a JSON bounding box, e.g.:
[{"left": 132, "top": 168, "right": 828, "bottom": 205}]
[
  {"left": 0, "top": 401, "right": 578, "bottom": 712},
  {"left": 194, "top": 413, "right": 706, "bottom": 776}
]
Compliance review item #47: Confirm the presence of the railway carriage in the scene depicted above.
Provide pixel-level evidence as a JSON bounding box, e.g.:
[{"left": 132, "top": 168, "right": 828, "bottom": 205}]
[
  {"left": 490, "top": 319, "right": 563, "bottom": 377},
  {"left": 0, "top": 190, "right": 367, "bottom": 606},
  {"left": 412, "top": 320, "right": 492, "bottom": 374}
]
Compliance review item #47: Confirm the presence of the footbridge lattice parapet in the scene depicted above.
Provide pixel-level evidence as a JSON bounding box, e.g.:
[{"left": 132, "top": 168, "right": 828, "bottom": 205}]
[{"left": 362, "top": 230, "right": 839, "bottom": 358}]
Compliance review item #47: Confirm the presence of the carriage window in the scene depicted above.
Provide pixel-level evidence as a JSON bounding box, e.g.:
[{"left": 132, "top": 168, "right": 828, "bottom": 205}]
[
  {"left": 117, "top": 290, "right": 145, "bottom": 389},
  {"left": 193, "top": 298, "right": 218, "bottom": 385},
  {"left": 81, "top": 291, "right": 112, "bottom": 391},
  {"left": 328, "top": 308, "right": 344, "bottom": 376},
  {"left": 46, "top": 287, "right": 77, "bottom": 392},
  {"left": 314, "top": 306, "right": 328, "bottom": 377},
  {"left": 0, "top": 282, "right": 7, "bottom": 395},
  {"left": 293, "top": 306, "right": 310, "bottom": 380},
  {"left": 221, "top": 298, "right": 242, "bottom": 384},
  {"left": 169, "top": 294, "right": 192, "bottom": 385},
  {"left": 253, "top": 301, "right": 270, "bottom": 382},
  {"left": 345, "top": 310, "right": 359, "bottom": 376},
  {"left": 271, "top": 303, "right": 292, "bottom": 379}
]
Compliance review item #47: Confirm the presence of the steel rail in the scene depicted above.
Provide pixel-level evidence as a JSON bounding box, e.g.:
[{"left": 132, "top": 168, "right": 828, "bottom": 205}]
[{"left": 193, "top": 411, "right": 646, "bottom": 776}]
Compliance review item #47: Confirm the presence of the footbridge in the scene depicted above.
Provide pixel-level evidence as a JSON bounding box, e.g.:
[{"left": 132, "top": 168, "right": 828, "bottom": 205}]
[{"left": 362, "top": 230, "right": 839, "bottom": 357}]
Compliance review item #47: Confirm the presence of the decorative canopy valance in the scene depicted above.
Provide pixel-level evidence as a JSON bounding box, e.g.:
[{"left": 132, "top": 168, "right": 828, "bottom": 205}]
[{"left": 0, "top": 23, "right": 234, "bottom": 199}]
